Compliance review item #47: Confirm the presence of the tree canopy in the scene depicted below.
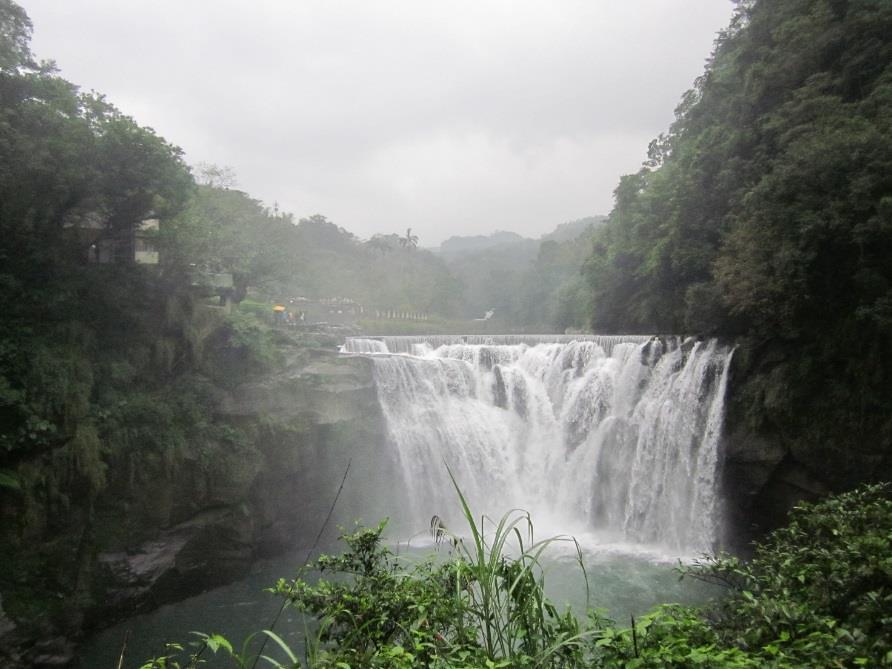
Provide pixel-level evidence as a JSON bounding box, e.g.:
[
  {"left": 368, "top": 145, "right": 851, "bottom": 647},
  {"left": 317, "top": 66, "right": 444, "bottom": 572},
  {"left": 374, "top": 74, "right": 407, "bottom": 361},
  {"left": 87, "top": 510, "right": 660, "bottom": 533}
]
[
  {"left": 586, "top": 0, "right": 892, "bottom": 338},
  {"left": 583, "top": 0, "right": 892, "bottom": 488},
  {"left": 0, "top": 13, "right": 193, "bottom": 286}
]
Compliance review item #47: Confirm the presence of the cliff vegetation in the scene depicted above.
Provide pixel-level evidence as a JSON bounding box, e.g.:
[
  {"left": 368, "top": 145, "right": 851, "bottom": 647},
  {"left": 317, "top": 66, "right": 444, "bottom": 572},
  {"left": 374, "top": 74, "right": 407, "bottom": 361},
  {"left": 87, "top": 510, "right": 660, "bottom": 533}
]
[{"left": 581, "top": 0, "right": 892, "bottom": 536}]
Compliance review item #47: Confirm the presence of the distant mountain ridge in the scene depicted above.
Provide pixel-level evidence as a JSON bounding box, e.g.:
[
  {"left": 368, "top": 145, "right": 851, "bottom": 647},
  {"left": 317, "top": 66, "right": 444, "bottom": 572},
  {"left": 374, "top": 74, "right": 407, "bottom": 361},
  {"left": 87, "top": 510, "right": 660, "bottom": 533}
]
[
  {"left": 436, "top": 230, "right": 528, "bottom": 258},
  {"left": 435, "top": 216, "right": 605, "bottom": 258},
  {"left": 541, "top": 216, "right": 607, "bottom": 243},
  {"left": 430, "top": 216, "right": 605, "bottom": 329}
]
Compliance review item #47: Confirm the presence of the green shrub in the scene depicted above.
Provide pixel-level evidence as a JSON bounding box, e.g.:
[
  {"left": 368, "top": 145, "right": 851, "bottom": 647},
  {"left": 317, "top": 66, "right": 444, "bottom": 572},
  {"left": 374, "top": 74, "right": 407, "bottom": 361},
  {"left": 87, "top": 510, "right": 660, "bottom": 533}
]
[
  {"left": 201, "top": 310, "right": 284, "bottom": 388},
  {"left": 686, "top": 483, "right": 892, "bottom": 667},
  {"left": 590, "top": 605, "right": 760, "bottom": 668},
  {"left": 138, "top": 483, "right": 892, "bottom": 668}
]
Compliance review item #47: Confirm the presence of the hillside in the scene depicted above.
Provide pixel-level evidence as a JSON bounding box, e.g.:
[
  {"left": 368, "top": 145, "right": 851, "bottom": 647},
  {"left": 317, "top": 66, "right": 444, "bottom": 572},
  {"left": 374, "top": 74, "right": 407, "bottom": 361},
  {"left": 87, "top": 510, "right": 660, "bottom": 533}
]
[
  {"left": 583, "top": 0, "right": 892, "bottom": 537},
  {"left": 436, "top": 230, "right": 529, "bottom": 259},
  {"left": 439, "top": 219, "right": 603, "bottom": 330}
]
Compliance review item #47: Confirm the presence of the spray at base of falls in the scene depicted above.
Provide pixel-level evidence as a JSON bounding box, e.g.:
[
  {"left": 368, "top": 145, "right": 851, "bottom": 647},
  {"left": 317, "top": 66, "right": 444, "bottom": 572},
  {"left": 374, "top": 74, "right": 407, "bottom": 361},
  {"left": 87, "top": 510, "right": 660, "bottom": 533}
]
[{"left": 343, "top": 335, "right": 733, "bottom": 555}]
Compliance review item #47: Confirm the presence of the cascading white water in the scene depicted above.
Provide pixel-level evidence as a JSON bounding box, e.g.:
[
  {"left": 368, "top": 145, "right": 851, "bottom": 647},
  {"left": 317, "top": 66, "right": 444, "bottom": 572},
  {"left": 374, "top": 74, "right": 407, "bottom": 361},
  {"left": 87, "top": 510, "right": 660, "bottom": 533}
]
[
  {"left": 341, "top": 334, "right": 653, "bottom": 356},
  {"left": 343, "top": 335, "right": 733, "bottom": 554},
  {"left": 340, "top": 338, "right": 390, "bottom": 354}
]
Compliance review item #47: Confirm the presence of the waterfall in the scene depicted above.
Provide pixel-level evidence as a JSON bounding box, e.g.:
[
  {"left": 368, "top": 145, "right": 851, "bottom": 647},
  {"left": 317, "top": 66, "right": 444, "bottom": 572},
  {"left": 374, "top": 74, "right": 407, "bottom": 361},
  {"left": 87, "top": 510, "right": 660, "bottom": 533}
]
[
  {"left": 341, "top": 334, "right": 653, "bottom": 356},
  {"left": 340, "top": 337, "right": 389, "bottom": 354},
  {"left": 343, "top": 335, "right": 733, "bottom": 553}
]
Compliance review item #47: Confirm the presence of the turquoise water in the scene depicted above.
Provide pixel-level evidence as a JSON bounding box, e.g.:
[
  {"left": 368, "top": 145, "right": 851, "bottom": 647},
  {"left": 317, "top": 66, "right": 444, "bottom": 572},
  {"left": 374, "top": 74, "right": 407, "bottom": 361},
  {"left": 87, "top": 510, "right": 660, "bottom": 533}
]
[
  {"left": 78, "top": 549, "right": 310, "bottom": 668},
  {"left": 78, "top": 533, "right": 720, "bottom": 668}
]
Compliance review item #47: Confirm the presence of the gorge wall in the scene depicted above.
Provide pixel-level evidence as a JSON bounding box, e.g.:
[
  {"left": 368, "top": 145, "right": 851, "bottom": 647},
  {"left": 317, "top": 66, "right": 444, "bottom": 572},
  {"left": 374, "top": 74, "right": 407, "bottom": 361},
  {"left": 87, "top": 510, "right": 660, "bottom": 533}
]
[
  {"left": 3, "top": 327, "right": 887, "bottom": 666},
  {"left": 722, "top": 337, "right": 891, "bottom": 550},
  {"left": 0, "top": 330, "right": 388, "bottom": 668}
]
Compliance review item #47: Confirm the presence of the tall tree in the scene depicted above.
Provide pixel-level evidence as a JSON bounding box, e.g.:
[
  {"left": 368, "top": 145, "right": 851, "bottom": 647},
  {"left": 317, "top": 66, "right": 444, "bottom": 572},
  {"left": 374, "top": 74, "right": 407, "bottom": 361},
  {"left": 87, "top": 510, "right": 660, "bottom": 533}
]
[
  {"left": 0, "top": 0, "right": 32, "bottom": 71},
  {"left": 162, "top": 183, "right": 297, "bottom": 301},
  {"left": 399, "top": 227, "right": 419, "bottom": 250}
]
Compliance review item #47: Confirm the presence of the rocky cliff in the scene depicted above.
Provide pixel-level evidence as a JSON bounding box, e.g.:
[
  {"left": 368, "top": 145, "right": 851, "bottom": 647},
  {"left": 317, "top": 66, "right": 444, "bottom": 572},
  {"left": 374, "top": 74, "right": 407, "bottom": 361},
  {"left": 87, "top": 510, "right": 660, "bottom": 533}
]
[
  {"left": 0, "top": 333, "right": 384, "bottom": 668},
  {"left": 721, "top": 337, "right": 891, "bottom": 552}
]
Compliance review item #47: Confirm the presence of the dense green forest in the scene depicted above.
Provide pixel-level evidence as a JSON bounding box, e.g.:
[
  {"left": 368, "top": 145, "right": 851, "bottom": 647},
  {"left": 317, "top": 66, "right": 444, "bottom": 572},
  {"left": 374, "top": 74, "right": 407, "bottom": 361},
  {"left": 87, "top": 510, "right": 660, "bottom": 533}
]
[
  {"left": 163, "top": 174, "right": 597, "bottom": 329},
  {"left": 0, "top": 7, "right": 302, "bottom": 653},
  {"left": 584, "top": 0, "right": 892, "bottom": 511},
  {"left": 586, "top": 0, "right": 892, "bottom": 338}
]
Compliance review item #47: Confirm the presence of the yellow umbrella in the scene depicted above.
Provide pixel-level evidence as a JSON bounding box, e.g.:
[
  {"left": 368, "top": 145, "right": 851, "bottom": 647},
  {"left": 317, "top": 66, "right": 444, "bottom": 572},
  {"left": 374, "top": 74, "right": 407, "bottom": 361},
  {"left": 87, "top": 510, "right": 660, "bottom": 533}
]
[{"left": 273, "top": 305, "right": 286, "bottom": 312}]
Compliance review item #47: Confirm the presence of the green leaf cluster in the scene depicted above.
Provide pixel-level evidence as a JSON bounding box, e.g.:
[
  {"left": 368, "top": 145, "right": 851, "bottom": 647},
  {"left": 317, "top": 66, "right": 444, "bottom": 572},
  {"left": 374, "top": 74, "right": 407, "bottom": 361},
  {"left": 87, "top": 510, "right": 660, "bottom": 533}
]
[{"left": 684, "top": 483, "right": 892, "bottom": 667}]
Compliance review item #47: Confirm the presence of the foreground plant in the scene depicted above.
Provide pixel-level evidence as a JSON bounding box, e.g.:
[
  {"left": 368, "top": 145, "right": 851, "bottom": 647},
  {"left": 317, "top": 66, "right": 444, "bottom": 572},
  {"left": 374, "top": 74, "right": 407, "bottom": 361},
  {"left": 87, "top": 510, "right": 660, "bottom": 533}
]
[
  {"left": 684, "top": 483, "right": 892, "bottom": 667},
  {"left": 275, "top": 493, "right": 593, "bottom": 669},
  {"left": 139, "top": 482, "right": 891, "bottom": 668}
]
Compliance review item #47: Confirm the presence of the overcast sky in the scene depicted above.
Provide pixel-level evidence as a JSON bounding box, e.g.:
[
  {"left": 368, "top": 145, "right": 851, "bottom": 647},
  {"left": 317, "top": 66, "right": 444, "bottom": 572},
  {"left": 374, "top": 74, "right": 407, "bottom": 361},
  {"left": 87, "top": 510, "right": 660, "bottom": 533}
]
[{"left": 20, "top": 1, "right": 734, "bottom": 244}]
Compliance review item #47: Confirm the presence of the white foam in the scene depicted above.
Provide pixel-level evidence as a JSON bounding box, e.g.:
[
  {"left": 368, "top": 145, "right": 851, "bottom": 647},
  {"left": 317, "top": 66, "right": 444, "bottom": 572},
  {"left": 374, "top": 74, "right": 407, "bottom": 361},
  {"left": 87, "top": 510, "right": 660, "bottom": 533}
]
[{"left": 353, "top": 336, "right": 733, "bottom": 555}]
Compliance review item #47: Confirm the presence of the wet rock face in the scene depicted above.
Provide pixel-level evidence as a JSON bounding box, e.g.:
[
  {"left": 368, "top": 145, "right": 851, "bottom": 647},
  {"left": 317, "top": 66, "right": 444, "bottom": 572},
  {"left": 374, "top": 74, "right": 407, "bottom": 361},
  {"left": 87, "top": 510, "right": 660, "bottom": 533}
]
[
  {"left": 95, "top": 509, "right": 256, "bottom": 621},
  {"left": 90, "top": 347, "right": 385, "bottom": 625},
  {"left": 223, "top": 349, "right": 386, "bottom": 546},
  {"left": 0, "top": 596, "right": 75, "bottom": 669},
  {"left": 0, "top": 595, "right": 15, "bottom": 639},
  {"left": 718, "top": 337, "right": 889, "bottom": 552},
  {"left": 722, "top": 432, "right": 832, "bottom": 553},
  {"left": 719, "top": 343, "right": 816, "bottom": 550},
  {"left": 98, "top": 536, "right": 191, "bottom": 609},
  {"left": 0, "top": 343, "right": 385, "bottom": 665},
  {"left": 0, "top": 595, "right": 21, "bottom": 667},
  {"left": 26, "top": 636, "right": 75, "bottom": 668},
  {"left": 223, "top": 349, "right": 379, "bottom": 425}
]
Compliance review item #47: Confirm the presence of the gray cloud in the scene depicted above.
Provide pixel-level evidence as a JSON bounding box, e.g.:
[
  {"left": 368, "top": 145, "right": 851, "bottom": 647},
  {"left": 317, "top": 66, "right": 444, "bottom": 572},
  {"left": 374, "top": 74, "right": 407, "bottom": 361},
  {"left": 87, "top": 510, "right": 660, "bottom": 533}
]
[{"left": 21, "top": 0, "right": 734, "bottom": 243}]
